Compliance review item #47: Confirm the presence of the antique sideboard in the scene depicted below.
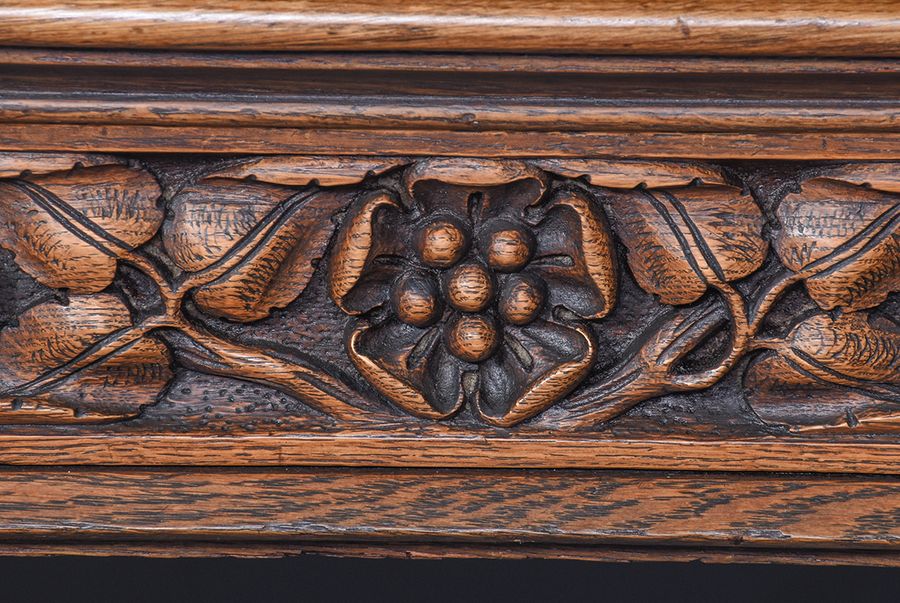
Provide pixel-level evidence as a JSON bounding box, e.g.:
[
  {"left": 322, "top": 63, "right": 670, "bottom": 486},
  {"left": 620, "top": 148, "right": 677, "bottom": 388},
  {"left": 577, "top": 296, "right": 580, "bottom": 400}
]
[{"left": 0, "top": 1, "right": 897, "bottom": 564}]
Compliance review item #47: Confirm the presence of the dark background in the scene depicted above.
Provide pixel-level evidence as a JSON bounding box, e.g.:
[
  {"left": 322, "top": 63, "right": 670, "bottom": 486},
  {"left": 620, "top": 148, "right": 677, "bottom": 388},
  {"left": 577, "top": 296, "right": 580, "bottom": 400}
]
[{"left": 0, "top": 556, "right": 896, "bottom": 602}]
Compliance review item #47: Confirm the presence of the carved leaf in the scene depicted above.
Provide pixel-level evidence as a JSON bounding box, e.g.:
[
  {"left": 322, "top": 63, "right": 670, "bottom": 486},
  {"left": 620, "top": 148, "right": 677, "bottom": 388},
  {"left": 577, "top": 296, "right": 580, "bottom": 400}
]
[
  {"left": 819, "top": 163, "right": 900, "bottom": 194},
  {"left": 163, "top": 178, "right": 295, "bottom": 272},
  {"left": 605, "top": 184, "right": 767, "bottom": 304},
  {"left": 746, "top": 313, "right": 900, "bottom": 431},
  {"left": 533, "top": 159, "right": 727, "bottom": 189},
  {"left": 0, "top": 164, "right": 164, "bottom": 292},
  {"left": 207, "top": 155, "right": 409, "bottom": 187},
  {"left": 0, "top": 295, "right": 172, "bottom": 423},
  {"left": 774, "top": 178, "right": 899, "bottom": 311},
  {"left": 164, "top": 179, "right": 347, "bottom": 321}
]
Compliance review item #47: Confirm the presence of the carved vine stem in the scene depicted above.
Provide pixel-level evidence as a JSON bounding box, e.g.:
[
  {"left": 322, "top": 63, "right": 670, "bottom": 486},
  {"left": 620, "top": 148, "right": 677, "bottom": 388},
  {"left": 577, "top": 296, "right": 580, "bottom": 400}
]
[
  {"left": 545, "top": 270, "right": 796, "bottom": 429},
  {"left": 2, "top": 184, "right": 385, "bottom": 424}
]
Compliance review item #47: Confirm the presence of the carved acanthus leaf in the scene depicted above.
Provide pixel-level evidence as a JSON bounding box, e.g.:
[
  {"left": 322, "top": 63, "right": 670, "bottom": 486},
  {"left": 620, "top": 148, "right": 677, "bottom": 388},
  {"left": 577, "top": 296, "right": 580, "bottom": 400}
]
[
  {"left": 165, "top": 178, "right": 346, "bottom": 321},
  {"left": 774, "top": 177, "right": 900, "bottom": 311},
  {"left": 0, "top": 164, "right": 163, "bottom": 293},
  {"left": 604, "top": 184, "right": 767, "bottom": 305},
  {"left": 0, "top": 295, "right": 172, "bottom": 423},
  {"left": 746, "top": 313, "right": 900, "bottom": 431}
]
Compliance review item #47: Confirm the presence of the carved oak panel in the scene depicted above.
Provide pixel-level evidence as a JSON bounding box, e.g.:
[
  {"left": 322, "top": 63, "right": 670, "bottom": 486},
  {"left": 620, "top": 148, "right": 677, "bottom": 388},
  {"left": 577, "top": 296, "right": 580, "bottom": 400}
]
[{"left": 0, "top": 154, "right": 897, "bottom": 444}]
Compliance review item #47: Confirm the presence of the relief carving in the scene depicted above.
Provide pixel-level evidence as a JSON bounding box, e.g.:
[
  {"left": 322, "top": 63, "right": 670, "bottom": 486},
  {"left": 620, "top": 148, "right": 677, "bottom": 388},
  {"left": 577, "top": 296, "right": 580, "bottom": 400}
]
[{"left": 0, "top": 155, "right": 897, "bottom": 432}]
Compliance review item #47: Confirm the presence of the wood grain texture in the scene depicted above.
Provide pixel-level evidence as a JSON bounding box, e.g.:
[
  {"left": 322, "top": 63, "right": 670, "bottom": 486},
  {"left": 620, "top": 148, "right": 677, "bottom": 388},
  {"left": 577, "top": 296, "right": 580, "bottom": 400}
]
[
  {"left": 0, "top": 468, "right": 895, "bottom": 551},
  {"left": 3, "top": 48, "right": 899, "bottom": 75},
  {"left": 0, "top": 125, "right": 895, "bottom": 159},
  {"left": 0, "top": 1, "right": 896, "bottom": 56},
  {"left": 0, "top": 435, "right": 897, "bottom": 474},
  {"left": 0, "top": 155, "right": 897, "bottom": 469},
  {"left": 1, "top": 64, "right": 896, "bottom": 133}
]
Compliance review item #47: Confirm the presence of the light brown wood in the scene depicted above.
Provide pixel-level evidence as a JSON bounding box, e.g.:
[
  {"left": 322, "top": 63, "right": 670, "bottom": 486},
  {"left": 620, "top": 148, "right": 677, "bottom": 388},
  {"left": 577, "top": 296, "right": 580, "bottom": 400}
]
[
  {"left": 0, "top": 1, "right": 896, "bottom": 56},
  {"left": 0, "top": 435, "right": 897, "bottom": 474}
]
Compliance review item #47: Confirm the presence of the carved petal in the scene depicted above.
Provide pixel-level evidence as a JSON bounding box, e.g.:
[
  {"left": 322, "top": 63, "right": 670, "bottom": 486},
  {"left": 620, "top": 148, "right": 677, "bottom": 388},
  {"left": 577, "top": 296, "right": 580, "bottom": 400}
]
[
  {"left": 348, "top": 320, "right": 464, "bottom": 420},
  {"left": 476, "top": 320, "right": 596, "bottom": 427},
  {"left": 0, "top": 165, "right": 163, "bottom": 293},
  {"left": 775, "top": 178, "right": 899, "bottom": 311},
  {"left": 0, "top": 295, "right": 172, "bottom": 423},
  {"left": 192, "top": 190, "right": 346, "bottom": 321},
  {"left": 328, "top": 191, "right": 403, "bottom": 314},
  {"left": 403, "top": 158, "right": 545, "bottom": 198},
  {"left": 745, "top": 313, "right": 900, "bottom": 431},
  {"left": 403, "top": 158, "right": 547, "bottom": 218},
  {"left": 605, "top": 185, "right": 767, "bottom": 305},
  {"left": 530, "top": 190, "right": 617, "bottom": 319}
]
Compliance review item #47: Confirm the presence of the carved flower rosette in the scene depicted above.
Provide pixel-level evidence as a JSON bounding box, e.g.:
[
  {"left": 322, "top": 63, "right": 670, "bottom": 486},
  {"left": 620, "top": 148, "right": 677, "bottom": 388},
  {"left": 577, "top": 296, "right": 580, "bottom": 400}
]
[{"left": 329, "top": 159, "right": 616, "bottom": 426}]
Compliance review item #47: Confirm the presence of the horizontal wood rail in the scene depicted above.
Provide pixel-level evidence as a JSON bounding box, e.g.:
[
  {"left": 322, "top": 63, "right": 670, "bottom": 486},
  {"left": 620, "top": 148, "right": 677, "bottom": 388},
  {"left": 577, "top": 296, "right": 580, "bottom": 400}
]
[
  {"left": 0, "top": 468, "right": 896, "bottom": 562},
  {"left": 0, "top": 1, "right": 897, "bottom": 56}
]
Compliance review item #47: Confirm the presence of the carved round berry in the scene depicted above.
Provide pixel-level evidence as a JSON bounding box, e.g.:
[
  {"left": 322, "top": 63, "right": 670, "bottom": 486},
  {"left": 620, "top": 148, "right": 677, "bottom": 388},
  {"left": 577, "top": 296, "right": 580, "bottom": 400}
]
[
  {"left": 446, "top": 263, "right": 494, "bottom": 312},
  {"left": 499, "top": 274, "right": 546, "bottom": 325},
  {"left": 417, "top": 218, "right": 468, "bottom": 268},
  {"left": 446, "top": 314, "right": 500, "bottom": 363},
  {"left": 485, "top": 223, "right": 534, "bottom": 272},
  {"left": 391, "top": 273, "right": 442, "bottom": 328}
]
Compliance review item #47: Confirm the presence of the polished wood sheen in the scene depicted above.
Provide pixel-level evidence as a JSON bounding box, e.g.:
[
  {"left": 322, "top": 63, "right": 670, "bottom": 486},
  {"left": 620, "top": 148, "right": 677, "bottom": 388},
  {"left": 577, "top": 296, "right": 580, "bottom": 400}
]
[
  {"left": 0, "top": 1, "right": 897, "bottom": 56},
  {"left": 0, "top": 1, "right": 898, "bottom": 564}
]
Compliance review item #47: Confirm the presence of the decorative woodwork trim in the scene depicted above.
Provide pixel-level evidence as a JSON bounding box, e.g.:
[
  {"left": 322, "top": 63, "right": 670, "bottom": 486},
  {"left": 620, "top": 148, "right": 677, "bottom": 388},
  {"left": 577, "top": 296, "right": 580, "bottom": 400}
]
[
  {"left": 0, "top": 15, "right": 897, "bottom": 562},
  {"left": 0, "top": 153, "right": 897, "bottom": 473}
]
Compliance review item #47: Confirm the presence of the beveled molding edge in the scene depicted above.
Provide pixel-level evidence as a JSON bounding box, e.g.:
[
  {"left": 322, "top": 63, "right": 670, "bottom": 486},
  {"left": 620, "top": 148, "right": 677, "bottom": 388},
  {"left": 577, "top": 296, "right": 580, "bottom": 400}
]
[{"left": 0, "top": 152, "right": 897, "bottom": 472}]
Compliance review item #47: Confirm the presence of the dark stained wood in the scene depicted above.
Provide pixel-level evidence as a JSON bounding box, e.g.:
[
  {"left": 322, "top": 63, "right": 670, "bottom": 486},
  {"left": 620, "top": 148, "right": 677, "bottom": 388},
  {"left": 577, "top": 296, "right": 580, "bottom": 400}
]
[
  {"left": 0, "top": 468, "right": 895, "bottom": 551},
  {"left": 0, "top": 64, "right": 896, "bottom": 133},
  {"left": 4, "top": 542, "right": 899, "bottom": 566},
  {"left": 2, "top": 48, "right": 899, "bottom": 75},
  {"left": 0, "top": 1, "right": 896, "bottom": 56}
]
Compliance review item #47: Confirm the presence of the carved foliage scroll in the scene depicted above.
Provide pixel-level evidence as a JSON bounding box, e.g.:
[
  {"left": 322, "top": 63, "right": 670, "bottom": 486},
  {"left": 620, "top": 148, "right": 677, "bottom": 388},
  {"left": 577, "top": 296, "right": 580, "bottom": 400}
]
[{"left": 0, "top": 156, "right": 897, "bottom": 432}]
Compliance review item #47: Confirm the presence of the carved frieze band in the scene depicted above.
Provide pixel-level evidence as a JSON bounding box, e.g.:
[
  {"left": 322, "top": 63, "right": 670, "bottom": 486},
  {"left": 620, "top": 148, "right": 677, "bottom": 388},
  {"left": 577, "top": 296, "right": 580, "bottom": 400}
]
[{"left": 0, "top": 155, "right": 897, "bottom": 432}]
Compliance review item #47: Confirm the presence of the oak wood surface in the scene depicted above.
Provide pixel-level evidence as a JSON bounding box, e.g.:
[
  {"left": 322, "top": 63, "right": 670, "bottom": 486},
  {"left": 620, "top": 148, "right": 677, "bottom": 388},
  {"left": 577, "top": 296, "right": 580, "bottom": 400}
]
[
  {"left": 0, "top": 3, "right": 897, "bottom": 564},
  {"left": 0, "top": 125, "right": 897, "bottom": 159},
  {"left": 1, "top": 66, "right": 895, "bottom": 132},
  {"left": 0, "top": 1, "right": 896, "bottom": 56},
  {"left": 0, "top": 468, "right": 894, "bottom": 552},
  {"left": 3, "top": 49, "right": 899, "bottom": 75},
  {"left": 0, "top": 435, "right": 897, "bottom": 474}
]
